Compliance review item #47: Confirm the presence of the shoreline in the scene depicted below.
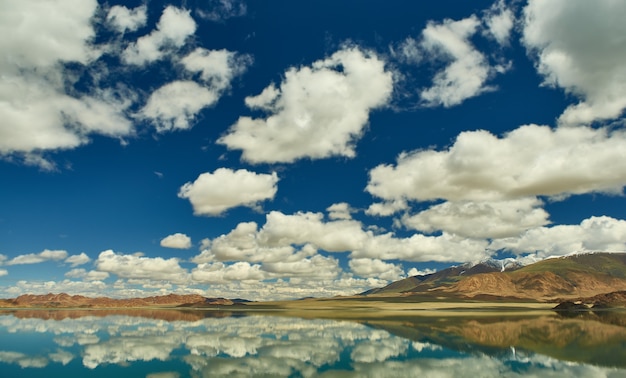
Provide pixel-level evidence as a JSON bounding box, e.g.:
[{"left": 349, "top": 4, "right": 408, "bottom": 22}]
[{"left": 0, "top": 299, "right": 560, "bottom": 319}]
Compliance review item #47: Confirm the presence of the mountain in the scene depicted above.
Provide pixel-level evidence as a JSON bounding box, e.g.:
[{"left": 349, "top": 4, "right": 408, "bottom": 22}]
[
  {"left": 0, "top": 293, "right": 249, "bottom": 309},
  {"left": 365, "top": 258, "right": 522, "bottom": 296},
  {"left": 367, "top": 253, "right": 626, "bottom": 301}
]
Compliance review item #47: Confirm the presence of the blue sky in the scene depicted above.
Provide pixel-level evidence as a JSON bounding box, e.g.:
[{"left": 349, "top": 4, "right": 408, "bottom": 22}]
[{"left": 1, "top": 0, "right": 626, "bottom": 300}]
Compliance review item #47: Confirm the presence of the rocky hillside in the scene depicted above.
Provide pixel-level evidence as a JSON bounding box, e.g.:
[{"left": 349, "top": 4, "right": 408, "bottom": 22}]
[
  {"left": 0, "top": 293, "right": 245, "bottom": 308},
  {"left": 368, "top": 253, "right": 626, "bottom": 301}
]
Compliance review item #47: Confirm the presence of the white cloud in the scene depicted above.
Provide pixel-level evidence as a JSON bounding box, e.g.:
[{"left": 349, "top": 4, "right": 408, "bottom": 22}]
[
  {"left": 193, "top": 221, "right": 300, "bottom": 264},
  {"left": 0, "top": 0, "right": 135, "bottom": 168},
  {"left": 367, "top": 125, "right": 626, "bottom": 203},
  {"left": 258, "top": 211, "right": 367, "bottom": 252},
  {"left": 483, "top": 0, "right": 514, "bottom": 46},
  {"left": 349, "top": 258, "right": 405, "bottom": 281},
  {"left": 65, "top": 268, "right": 110, "bottom": 281},
  {"left": 490, "top": 216, "right": 626, "bottom": 258},
  {"left": 106, "top": 5, "right": 147, "bottom": 33},
  {"left": 419, "top": 16, "right": 494, "bottom": 107},
  {"left": 5, "top": 249, "right": 69, "bottom": 266},
  {"left": 218, "top": 47, "right": 393, "bottom": 163},
  {"left": 326, "top": 202, "right": 354, "bottom": 220},
  {"left": 262, "top": 254, "right": 341, "bottom": 280},
  {"left": 140, "top": 49, "right": 251, "bottom": 132},
  {"left": 139, "top": 81, "right": 218, "bottom": 132},
  {"left": 0, "top": 1, "right": 249, "bottom": 169},
  {"left": 352, "top": 232, "right": 490, "bottom": 263},
  {"left": 394, "top": 37, "right": 421, "bottom": 64},
  {"left": 160, "top": 233, "right": 192, "bottom": 249},
  {"left": 181, "top": 48, "right": 251, "bottom": 88},
  {"left": 65, "top": 252, "right": 91, "bottom": 267},
  {"left": 401, "top": 198, "right": 550, "bottom": 239},
  {"left": 95, "top": 250, "right": 189, "bottom": 284},
  {"left": 191, "top": 262, "right": 267, "bottom": 284},
  {"left": 407, "top": 267, "right": 436, "bottom": 277},
  {"left": 0, "top": 0, "right": 97, "bottom": 69},
  {"left": 366, "top": 200, "right": 408, "bottom": 217},
  {"left": 122, "top": 6, "right": 196, "bottom": 66},
  {"left": 197, "top": 210, "right": 491, "bottom": 268},
  {"left": 178, "top": 169, "right": 279, "bottom": 216},
  {"left": 0, "top": 269, "right": 7, "bottom": 277},
  {"left": 522, "top": 0, "right": 626, "bottom": 125}
]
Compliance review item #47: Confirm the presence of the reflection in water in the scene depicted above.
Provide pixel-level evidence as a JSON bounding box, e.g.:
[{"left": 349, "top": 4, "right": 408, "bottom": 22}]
[{"left": 0, "top": 309, "right": 625, "bottom": 377}]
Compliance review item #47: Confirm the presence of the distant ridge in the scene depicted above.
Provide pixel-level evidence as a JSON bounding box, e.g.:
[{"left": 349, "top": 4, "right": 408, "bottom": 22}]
[
  {"left": 0, "top": 293, "right": 251, "bottom": 309},
  {"left": 366, "top": 252, "right": 626, "bottom": 301}
]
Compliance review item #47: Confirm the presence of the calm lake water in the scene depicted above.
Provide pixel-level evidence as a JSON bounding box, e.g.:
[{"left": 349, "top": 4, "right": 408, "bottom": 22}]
[{"left": 1, "top": 309, "right": 626, "bottom": 377}]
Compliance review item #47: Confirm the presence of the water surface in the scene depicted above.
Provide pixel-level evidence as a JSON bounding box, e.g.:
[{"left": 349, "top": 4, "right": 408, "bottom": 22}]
[{"left": 1, "top": 309, "right": 625, "bottom": 377}]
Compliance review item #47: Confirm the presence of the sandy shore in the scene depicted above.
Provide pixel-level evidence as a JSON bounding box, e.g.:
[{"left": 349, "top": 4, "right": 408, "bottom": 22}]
[
  {"left": 238, "top": 297, "right": 558, "bottom": 319},
  {"left": 0, "top": 296, "right": 560, "bottom": 319}
]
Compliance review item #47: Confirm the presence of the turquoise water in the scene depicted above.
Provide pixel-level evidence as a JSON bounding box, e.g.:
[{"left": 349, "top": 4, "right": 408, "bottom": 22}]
[{"left": 1, "top": 310, "right": 625, "bottom": 377}]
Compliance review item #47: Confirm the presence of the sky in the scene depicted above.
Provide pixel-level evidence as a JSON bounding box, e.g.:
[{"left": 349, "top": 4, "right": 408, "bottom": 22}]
[{"left": 1, "top": 0, "right": 626, "bottom": 301}]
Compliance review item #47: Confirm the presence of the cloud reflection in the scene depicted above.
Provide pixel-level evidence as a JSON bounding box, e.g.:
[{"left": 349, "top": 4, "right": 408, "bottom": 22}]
[{"left": 0, "top": 311, "right": 625, "bottom": 377}]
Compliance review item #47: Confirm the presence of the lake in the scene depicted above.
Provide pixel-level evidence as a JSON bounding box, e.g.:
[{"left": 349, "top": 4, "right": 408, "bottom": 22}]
[{"left": 1, "top": 308, "right": 626, "bottom": 377}]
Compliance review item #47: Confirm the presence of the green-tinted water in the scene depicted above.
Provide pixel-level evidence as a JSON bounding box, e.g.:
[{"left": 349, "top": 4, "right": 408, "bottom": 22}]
[{"left": 0, "top": 309, "right": 625, "bottom": 377}]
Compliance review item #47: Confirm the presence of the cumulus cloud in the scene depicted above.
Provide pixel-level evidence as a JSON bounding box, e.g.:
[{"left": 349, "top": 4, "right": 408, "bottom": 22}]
[
  {"left": 65, "top": 252, "right": 91, "bottom": 267},
  {"left": 95, "top": 250, "right": 189, "bottom": 284},
  {"left": 0, "top": 2, "right": 246, "bottom": 169},
  {"left": 191, "top": 262, "right": 266, "bottom": 284},
  {"left": 483, "top": 0, "right": 514, "bottom": 46},
  {"left": 366, "top": 200, "right": 408, "bottom": 217},
  {"left": 349, "top": 258, "right": 405, "bottom": 281},
  {"left": 178, "top": 169, "right": 279, "bottom": 216},
  {"left": 522, "top": 0, "right": 626, "bottom": 125},
  {"left": 490, "top": 216, "right": 626, "bottom": 258},
  {"left": 418, "top": 16, "right": 494, "bottom": 107},
  {"left": 181, "top": 48, "right": 251, "bottom": 89},
  {"left": 0, "top": 269, "right": 7, "bottom": 277},
  {"left": 218, "top": 47, "right": 393, "bottom": 163},
  {"left": 196, "top": 210, "right": 491, "bottom": 266},
  {"left": 140, "top": 49, "right": 251, "bottom": 132},
  {"left": 122, "top": 6, "right": 196, "bottom": 66},
  {"left": 258, "top": 211, "right": 367, "bottom": 252},
  {"left": 326, "top": 203, "right": 354, "bottom": 220},
  {"left": 5, "top": 250, "right": 69, "bottom": 266},
  {"left": 65, "top": 269, "right": 110, "bottom": 281},
  {"left": 263, "top": 254, "right": 341, "bottom": 280},
  {"left": 352, "top": 232, "right": 490, "bottom": 263},
  {"left": 393, "top": 3, "right": 514, "bottom": 108},
  {"left": 160, "top": 233, "right": 192, "bottom": 249},
  {"left": 401, "top": 198, "right": 550, "bottom": 239},
  {"left": 106, "top": 5, "right": 147, "bottom": 33},
  {"left": 0, "top": 0, "right": 135, "bottom": 168},
  {"left": 192, "top": 221, "right": 300, "bottom": 264},
  {"left": 367, "top": 125, "right": 626, "bottom": 204},
  {"left": 139, "top": 81, "right": 218, "bottom": 132}
]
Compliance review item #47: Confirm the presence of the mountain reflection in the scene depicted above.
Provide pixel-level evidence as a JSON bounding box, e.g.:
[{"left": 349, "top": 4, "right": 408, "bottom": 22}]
[{"left": 0, "top": 309, "right": 625, "bottom": 377}]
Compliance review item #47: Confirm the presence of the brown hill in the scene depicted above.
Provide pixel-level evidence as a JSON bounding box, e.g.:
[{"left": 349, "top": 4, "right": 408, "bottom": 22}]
[
  {"left": 368, "top": 253, "right": 626, "bottom": 301},
  {"left": 365, "top": 259, "right": 521, "bottom": 296},
  {"left": 0, "top": 293, "right": 235, "bottom": 308}
]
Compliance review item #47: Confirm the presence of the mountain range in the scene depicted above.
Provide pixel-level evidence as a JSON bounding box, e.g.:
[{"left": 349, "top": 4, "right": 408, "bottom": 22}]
[
  {"left": 364, "top": 252, "right": 626, "bottom": 302},
  {"left": 0, "top": 293, "right": 246, "bottom": 309}
]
